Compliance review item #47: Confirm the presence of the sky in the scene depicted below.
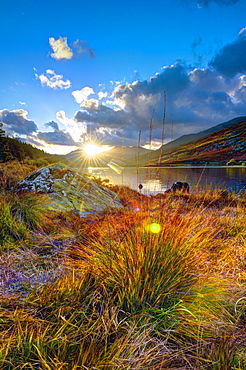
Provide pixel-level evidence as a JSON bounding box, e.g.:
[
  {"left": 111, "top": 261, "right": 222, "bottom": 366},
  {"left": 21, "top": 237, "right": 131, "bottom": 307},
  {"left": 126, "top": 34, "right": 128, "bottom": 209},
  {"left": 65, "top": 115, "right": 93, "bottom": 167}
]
[{"left": 1, "top": 0, "right": 246, "bottom": 154}]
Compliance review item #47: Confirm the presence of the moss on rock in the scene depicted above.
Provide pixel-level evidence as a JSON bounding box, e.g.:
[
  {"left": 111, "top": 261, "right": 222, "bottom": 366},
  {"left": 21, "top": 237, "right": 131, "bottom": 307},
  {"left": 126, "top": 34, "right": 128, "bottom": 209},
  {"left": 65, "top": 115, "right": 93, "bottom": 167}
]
[{"left": 15, "top": 163, "right": 123, "bottom": 213}]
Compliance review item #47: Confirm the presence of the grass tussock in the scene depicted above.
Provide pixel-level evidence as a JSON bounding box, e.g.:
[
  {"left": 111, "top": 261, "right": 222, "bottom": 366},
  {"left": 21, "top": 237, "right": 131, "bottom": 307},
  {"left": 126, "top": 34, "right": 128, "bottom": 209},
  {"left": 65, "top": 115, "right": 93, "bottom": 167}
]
[
  {"left": 0, "top": 192, "right": 50, "bottom": 248},
  {"left": 0, "top": 162, "right": 246, "bottom": 369}
]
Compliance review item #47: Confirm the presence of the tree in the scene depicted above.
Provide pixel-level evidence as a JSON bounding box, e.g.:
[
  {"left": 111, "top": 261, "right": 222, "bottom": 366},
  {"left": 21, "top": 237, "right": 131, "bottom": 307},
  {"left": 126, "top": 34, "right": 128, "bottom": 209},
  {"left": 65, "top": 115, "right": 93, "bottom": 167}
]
[
  {"left": 0, "top": 123, "right": 6, "bottom": 138},
  {"left": 0, "top": 123, "right": 7, "bottom": 161},
  {"left": 2, "top": 141, "right": 14, "bottom": 161}
]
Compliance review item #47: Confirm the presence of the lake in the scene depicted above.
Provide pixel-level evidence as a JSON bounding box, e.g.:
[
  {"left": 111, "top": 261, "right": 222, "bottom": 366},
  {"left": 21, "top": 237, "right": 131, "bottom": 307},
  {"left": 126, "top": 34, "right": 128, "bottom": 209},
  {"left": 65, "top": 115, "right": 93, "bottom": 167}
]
[{"left": 83, "top": 166, "right": 246, "bottom": 195}]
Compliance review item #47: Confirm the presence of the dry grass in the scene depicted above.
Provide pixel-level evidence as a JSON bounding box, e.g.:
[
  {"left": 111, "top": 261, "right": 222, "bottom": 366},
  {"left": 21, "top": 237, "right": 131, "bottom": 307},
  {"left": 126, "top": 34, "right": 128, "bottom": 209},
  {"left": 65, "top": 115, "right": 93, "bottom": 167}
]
[{"left": 0, "top": 162, "right": 246, "bottom": 369}]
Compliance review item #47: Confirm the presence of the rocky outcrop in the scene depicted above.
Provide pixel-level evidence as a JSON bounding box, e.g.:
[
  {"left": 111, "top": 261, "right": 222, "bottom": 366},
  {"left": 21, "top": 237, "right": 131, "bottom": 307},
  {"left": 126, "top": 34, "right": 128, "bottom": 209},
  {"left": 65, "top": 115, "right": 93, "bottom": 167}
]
[{"left": 15, "top": 163, "right": 123, "bottom": 214}]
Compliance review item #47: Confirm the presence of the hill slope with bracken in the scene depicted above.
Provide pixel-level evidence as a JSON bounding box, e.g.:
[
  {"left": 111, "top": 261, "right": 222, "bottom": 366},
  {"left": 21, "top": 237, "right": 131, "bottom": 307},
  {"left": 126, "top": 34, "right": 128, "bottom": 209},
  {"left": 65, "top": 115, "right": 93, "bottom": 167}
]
[
  {"left": 126, "top": 116, "right": 246, "bottom": 166},
  {"left": 148, "top": 119, "right": 246, "bottom": 165}
]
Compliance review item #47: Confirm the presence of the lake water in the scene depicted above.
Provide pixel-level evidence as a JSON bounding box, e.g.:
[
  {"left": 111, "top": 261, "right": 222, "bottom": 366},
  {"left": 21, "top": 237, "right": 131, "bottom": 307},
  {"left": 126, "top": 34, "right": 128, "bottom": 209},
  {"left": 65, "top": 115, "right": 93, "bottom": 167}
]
[{"left": 83, "top": 166, "right": 246, "bottom": 195}]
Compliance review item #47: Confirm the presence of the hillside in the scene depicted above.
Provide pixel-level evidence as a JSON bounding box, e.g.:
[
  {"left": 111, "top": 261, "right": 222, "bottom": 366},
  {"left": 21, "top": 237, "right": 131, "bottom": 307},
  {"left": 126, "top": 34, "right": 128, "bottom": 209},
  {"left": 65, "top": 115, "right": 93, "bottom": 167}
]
[
  {"left": 126, "top": 116, "right": 246, "bottom": 166},
  {"left": 149, "top": 119, "right": 246, "bottom": 166},
  {"left": 0, "top": 123, "right": 70, "bottom": 165}
]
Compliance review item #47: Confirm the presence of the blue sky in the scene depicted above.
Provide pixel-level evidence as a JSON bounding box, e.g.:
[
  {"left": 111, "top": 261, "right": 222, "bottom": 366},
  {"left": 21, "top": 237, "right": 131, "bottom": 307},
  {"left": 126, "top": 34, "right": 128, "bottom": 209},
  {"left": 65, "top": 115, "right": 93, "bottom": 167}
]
[{"left": 1, "top": 0, "right": 246, "bottom": 154}]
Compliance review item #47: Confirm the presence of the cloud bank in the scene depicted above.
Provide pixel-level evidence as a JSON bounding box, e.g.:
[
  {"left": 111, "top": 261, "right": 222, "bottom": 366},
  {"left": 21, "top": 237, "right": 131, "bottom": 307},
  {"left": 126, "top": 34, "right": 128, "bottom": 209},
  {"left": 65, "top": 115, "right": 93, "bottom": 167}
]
[
  {"left": 0, "top": 109, "right": 38, "bottom": 135},
  {"left": 71, "top": 30, "right": 246, "bottom": 146},
  {"left": 209, "top": 28, "right": 246, "bottom": 77},
  {"left": 37, "top": 128, "right": 76, "bottom": 146},
  {"left": 0, "top": 110, "right": 80, "bottom": 149}
]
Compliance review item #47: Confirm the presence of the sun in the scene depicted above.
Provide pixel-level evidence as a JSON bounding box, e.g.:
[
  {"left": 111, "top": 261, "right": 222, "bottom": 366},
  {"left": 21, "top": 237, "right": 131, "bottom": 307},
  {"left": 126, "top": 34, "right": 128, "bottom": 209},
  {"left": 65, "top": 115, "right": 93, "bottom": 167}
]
[
  {"left": 83, "top": 143, "right": 102, "bottom": 156},
  {"left": 83, "top": 143, "right": 110, "bottom": 157}
]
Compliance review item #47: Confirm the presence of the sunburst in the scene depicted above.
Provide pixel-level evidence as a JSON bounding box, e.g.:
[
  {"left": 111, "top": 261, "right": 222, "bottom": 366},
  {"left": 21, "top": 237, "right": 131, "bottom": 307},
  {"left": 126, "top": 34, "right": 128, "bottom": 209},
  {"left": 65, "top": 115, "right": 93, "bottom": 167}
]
[{"left": 83, "top": 143, "right": 107, "bottom": 157}]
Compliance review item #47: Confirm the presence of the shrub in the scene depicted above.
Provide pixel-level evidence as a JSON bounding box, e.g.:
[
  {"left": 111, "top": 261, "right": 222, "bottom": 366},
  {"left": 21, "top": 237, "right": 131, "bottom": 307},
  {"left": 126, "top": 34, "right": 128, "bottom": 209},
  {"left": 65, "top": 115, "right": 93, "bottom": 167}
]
[{"left": 24, "top": 158, "right": 49, "bottom": 167}]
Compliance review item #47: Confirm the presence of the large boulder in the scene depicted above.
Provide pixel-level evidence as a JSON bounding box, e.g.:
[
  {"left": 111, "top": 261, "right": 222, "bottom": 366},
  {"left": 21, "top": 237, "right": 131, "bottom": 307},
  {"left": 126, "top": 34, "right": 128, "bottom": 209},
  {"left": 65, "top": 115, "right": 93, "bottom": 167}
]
[{"left": 15, "top": 163, "right": 123, "bottom": 214}]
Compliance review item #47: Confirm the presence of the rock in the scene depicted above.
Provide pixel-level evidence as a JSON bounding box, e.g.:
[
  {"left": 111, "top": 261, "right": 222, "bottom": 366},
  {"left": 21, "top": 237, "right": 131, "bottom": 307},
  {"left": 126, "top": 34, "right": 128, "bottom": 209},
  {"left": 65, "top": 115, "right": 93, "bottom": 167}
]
[
  {"left": 15, "top": 163, "right": 123, "bottom": 213},
  {"left": 170, "top": 182, "right": 189, "bottom": 193}
]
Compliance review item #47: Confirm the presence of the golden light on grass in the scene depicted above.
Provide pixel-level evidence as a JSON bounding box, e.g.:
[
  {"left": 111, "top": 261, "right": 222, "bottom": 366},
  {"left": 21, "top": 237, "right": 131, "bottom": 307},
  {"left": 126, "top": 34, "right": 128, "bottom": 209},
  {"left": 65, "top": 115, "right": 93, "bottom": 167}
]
[{"left": 1, "top": 161, "right": 246, "bottom": 369}]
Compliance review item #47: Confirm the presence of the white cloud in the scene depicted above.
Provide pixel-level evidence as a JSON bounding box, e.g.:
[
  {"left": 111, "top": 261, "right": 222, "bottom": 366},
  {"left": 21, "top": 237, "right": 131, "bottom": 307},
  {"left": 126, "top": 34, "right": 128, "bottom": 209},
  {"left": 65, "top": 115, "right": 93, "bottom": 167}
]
[
  {"left": 48, "top": 37, "right": 94, "bottom": 61},
  {"left": 80, "top": 98, "right": 99, "bottom": 111},
  {"left": 56, "top": 110, "right": 67, "bottom": 123},
  {"left": 110, "top": 80, "right": 122, "bottom": 85},
  {"left": 98, "top": 91, "right": 108, "bottom": 100},
  {"left": 56, "top": 110, "right": 87, "bottom": 143},
  {"left": 37, "top": 143, "right": 79, "bottom": 155},
  {"left": 35, "top": 69, "right": 71, "bottom": 90},
  {"left": 72, "top": 87, "right": 95, "bottom": 105},
  {"left": 238, "top": 74, "right": 246, "bottom": 88},
  {"left": 106, "top": 99, "right": 126, "bottom": 110},
  {"left": 239, "top": 27, "right": 246, "bottom": 37},
  {"left": 49, "top": 37, "right": 73, "bottom": 60}
]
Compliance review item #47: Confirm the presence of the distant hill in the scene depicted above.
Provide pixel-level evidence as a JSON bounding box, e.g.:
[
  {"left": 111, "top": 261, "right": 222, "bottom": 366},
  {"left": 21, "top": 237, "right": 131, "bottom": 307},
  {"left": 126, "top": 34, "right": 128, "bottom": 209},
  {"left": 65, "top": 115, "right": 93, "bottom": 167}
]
[
  {"left": 103, "top": 146, "right": 150, "bottom": 160},
  {"left": 126, "top": 116, "right": 246, "bottom": 166},
  {"left": 148, "top": 119, "right": 246, "bottom": 166},
  {"left": 66, "top": 146, "right": 150, "bottom": 167}
]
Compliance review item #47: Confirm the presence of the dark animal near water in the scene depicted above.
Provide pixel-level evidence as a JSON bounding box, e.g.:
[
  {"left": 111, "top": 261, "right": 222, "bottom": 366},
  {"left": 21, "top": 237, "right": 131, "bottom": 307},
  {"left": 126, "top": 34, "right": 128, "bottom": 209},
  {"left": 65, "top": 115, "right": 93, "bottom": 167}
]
[{"left": 170, "top": 181, "right": 189, "bottom": 193}]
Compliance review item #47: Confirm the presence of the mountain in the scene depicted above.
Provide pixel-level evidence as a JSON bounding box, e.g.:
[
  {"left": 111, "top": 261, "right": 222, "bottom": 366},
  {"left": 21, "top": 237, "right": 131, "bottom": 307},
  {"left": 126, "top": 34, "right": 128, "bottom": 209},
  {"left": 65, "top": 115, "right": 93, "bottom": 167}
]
[
  {"left": 102, "top": 146, "right": 150, "bottom": 160},
  {"left": 66, "top": 146, "right": 150, "bottom": 167},
  {"left": 148, "top": 119, "right": 246, "bottom": 166},
  {"left": 126, "top": 116, "right": 246, "bottom": 166}
]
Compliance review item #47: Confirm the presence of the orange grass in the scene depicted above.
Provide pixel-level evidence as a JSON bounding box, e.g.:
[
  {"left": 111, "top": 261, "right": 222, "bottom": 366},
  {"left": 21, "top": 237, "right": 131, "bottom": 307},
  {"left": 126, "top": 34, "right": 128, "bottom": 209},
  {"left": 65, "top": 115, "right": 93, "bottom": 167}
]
[{"left": 0, "top": 166, "right": 246, "bottom": 368}]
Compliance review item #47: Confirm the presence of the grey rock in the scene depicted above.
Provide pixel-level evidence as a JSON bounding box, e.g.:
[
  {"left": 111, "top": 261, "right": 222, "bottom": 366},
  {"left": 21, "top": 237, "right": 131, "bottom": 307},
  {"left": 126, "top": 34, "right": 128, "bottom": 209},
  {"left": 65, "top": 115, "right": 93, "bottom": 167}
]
[{"left": 16, "top": 163, "right": 123, "bottom": 213}]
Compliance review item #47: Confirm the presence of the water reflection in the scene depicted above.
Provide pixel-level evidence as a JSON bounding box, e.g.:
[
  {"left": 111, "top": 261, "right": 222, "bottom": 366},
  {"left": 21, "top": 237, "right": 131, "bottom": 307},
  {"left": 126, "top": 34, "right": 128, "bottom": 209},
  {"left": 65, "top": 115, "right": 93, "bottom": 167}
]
[
  {"left": 143, "top": 179, "right": 163, "bottom": 193},
  {"left": 226, "top": 166, "right": 246, "bottom": 177},
  {"left": 83, "top": 166, "right": 246, "bottom": 195}
]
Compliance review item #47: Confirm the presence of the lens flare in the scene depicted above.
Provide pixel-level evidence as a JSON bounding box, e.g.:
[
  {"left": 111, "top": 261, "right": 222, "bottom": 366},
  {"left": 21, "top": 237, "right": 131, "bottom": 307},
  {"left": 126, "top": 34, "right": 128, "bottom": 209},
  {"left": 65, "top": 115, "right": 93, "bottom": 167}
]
[
  {"left": 107, "top": 159, "right": 124, "bottom": 174},
  {"left": 146, "top": 223, "right": 161, "bottom": 234}
]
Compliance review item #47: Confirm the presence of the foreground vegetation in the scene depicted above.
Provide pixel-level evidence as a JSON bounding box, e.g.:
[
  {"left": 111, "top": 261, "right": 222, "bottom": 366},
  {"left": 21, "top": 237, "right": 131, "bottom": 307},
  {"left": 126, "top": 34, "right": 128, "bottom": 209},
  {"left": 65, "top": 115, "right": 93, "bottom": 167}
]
[{"left": 0, "top": 161, "right": 246, "bottom": 369}]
